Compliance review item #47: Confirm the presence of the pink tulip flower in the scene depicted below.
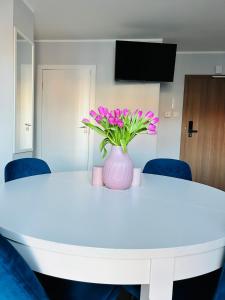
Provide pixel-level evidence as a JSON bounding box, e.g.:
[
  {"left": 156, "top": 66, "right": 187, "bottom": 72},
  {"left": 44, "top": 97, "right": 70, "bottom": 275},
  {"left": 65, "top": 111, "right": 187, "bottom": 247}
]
[
  {"left": 105, "top": 110, "right": 111, "bottom": 118},
  {"left": 90, "top": 110, "right": 97, "bottom": 118},
  {"left": 98, "top": 106, "right": 108, "bottom": 117},
  {"left": 148, "top": 124, "right": 156, "bottom": 134},
  {"left": 108, "top": 116, "right": 117, "bottom": 125},
  {"left": 148, "top": 124, "right": 156, "bottom": 131},
  {"left": 117, "top": 119, "right": 124, "bottom": 128},
  {"left": 151, "top": 117, "right": 159, "bottom": 124},
  {"left": 138, "top": 110, "right": 143, "bottom": 118},
  {"left": 82, "top": 118, "right": 90, "bottom": 123},
  {"left": 114, "top": 108, "right": 122, "bottom": 118},
  {"left": 145, "top": 111, "right": 154, "bottom": 119},
  {"left": 95, "top": 115, "right": 103, "bottom": 123},
  {"left": 108, "top": 117, "right": 114, "bottom": 125},
  {"left": 123, "top": 108, "right": 129, "bottom": 117}
]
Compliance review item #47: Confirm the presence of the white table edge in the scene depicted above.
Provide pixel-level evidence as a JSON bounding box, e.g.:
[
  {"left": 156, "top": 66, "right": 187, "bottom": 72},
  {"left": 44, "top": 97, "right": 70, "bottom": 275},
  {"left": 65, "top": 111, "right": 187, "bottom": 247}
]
[{"left": 1, "top": 227, "right": 225, "bottom": 260}]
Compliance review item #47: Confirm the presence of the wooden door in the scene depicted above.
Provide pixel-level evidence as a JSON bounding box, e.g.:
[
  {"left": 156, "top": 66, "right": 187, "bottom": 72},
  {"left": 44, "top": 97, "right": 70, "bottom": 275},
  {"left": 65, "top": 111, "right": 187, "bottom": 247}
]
[
  {"left": 40, "top": 67, "right": 95, "bottom": 172},
  {"left": 180, "top": 75, "right": 225, "bottom": 191}
]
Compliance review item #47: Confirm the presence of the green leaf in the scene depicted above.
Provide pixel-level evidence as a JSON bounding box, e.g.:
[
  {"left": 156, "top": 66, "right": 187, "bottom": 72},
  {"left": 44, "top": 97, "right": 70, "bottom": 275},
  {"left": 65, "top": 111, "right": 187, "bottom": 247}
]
[
  {"left": 99, "top": 138, "right": 110, "bottom": 158},
  {"left": 135, "top": 127, "right": 147, "bottom": 134},
  {"left": 120, "top": 139, "right": 127, "bottom": 153},
  {"left": 84, "top": 123, "right": 106, "bottom": 137},
  {"left": 107, "top": 132, "right": 118, "bottom": 146}
]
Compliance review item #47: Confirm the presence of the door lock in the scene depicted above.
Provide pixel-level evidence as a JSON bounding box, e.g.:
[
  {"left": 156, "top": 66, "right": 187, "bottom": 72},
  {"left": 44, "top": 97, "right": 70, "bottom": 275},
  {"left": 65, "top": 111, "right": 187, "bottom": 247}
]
[{"left": 188, "top": 121, "right": 198, "bottom": 137}]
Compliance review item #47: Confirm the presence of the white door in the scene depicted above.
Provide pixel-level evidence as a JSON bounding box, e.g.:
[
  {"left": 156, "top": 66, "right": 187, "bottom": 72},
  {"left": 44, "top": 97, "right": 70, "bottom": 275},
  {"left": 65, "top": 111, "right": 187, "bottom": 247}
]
[{"left": 40, "top": 67, "right": 95, "bottom": 172}]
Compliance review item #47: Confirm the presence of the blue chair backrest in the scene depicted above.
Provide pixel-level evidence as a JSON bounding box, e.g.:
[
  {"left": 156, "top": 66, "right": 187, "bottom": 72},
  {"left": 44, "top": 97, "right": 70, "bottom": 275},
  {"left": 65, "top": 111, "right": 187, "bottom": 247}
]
[
  {"left": 0, "top": 235, "right": 49, "bottom": 300},
  {"left": 213, "top": 266, "right": 225, "bottom": 300},
  {"left": 143, "top": 158, "right": 192, "bottom": 181},
  {"left": 5, "top": 158, "right": 51, "bottom": 182}
]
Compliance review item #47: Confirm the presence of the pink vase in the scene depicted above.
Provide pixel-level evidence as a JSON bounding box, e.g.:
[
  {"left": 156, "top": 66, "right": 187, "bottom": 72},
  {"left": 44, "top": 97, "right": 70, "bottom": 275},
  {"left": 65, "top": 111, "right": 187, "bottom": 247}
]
[{"left": 103, "top": 146, "right": 133, "bottom": 190}]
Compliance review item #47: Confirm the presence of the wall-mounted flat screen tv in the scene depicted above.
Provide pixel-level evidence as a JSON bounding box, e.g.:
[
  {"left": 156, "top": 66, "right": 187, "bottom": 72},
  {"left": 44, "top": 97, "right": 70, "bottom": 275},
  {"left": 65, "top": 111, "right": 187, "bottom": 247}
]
[{"left": 115, "top": 41, "right": 177, "bottom": 82}]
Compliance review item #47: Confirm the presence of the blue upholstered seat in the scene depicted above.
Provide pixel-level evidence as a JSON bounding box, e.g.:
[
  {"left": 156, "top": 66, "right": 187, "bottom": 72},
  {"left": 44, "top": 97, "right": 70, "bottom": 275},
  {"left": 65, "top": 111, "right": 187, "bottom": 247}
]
[
  {"left": 4, "top": 158, "right": 121, "bottom": 300},
  {"left": 143, "top": 158, "right": 192, "bottom": 181},
  {"left": 5, "top": 158, "right": 51, "bottom": 182},
  {"left": 0, "top": 234, "right": 49, "bottom": 300}
]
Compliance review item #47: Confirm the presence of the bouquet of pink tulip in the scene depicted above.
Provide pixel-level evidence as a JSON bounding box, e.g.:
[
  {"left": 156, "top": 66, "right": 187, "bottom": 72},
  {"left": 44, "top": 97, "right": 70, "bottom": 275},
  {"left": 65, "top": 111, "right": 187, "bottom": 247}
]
[{"left": 82, "top": 107, "right": 159, "bottom": 158}]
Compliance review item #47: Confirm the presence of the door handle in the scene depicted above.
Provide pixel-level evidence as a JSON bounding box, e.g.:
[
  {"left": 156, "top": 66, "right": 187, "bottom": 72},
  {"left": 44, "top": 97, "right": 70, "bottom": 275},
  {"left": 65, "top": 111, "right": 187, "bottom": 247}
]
[
  {"left": 79, "top": 126, "right": 90, "bottom": 134},
  {"left": 188, "top": 121, "right": 198, "bottom": 137},
  {"left": 24, "top": 123, "right": 32, "bottom": 132}
]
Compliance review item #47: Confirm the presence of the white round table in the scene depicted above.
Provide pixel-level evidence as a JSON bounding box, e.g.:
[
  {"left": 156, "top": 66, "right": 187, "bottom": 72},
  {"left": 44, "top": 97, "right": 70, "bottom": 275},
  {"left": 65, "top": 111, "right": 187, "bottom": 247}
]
[{"left": 0, "top": 171, "right": 225, "bottom": 300}]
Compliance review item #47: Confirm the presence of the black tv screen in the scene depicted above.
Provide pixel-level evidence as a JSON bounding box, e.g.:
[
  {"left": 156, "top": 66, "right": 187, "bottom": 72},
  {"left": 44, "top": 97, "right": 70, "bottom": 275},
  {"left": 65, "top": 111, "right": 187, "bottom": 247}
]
[{"left": 115, "top": 41, "right": 177, "bottom": 82}]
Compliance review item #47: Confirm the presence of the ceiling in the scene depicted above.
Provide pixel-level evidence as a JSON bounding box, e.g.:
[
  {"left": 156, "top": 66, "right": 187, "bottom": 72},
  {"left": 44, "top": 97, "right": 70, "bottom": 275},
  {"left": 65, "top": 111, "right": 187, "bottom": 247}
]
[{"left": 25, "top": 0, "right": 225, "bottom": 51}]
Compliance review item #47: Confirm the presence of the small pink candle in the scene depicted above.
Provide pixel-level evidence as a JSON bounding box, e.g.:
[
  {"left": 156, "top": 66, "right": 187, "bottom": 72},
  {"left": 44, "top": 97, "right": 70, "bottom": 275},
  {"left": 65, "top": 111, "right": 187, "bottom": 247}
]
[
  {"left": 92, "top": 166, "right": 103, "bottom": 186},
  {"left": 132, "top": 168, "right": 142, "bottom": 187}
]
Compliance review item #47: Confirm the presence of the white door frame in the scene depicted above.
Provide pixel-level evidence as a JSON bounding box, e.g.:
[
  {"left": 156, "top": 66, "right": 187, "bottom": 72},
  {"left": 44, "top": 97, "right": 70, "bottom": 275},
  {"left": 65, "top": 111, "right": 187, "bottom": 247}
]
[{"left": 35, "top": 65, "right": 96, "bottom": 170}]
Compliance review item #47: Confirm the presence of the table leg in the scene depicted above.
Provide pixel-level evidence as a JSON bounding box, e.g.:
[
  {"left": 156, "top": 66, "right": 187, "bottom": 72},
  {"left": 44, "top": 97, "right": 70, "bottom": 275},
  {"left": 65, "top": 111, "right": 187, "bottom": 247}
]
[
  {"left": 140, "top": 284, "right": 150, "bottom": 300},
  {"left": 140, "top": 258, "right": 174, "bottom": 300}
]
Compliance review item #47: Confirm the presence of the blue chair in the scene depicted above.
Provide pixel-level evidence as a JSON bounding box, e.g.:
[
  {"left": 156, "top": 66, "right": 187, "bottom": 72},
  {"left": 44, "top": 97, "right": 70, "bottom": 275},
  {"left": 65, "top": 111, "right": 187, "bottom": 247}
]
[
  {"left": 0, "top": 234, "right": 49, "bottom": 300},
  {"left": 5, "top": 158, "right": 51, "bottom": 182},
  {"left": 172, "top": 269, "right": 221, "bottom": 300},
  {"left": 124, "top": 158, "right": 192, "bottom": 299},
  {"left": 4, "top": 158, "right": 121, "bottom": 300},
  {"left": 123, "top": 285, "right": 140, "bottom": 299},
  {"left": 143, "top": 158, "right": 192, "bottom": 181},
  {"left": 213, "top": 266, "right": 225, "bottom": 300},
  {"left": 37, "top": 275, "right": 121, "bottom": 300}
]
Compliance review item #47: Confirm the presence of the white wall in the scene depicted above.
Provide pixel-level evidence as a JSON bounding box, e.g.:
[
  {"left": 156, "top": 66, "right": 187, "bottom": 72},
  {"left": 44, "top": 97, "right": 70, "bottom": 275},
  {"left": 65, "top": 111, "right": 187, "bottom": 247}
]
[
  {"left": 13, "top": 0, "right": 34, "bottom": 41},
  {"left": 0, "top": 0, "right": 33, "bottom": 183},
  {"left": 35, "top": 42, "right": 225, "bottom": 168},
  {"left": 35, "top": 41, "right": 161, "bottom": 169},
  {"left": 158, "top": 52, "right": 225, "bottom": 159}
]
